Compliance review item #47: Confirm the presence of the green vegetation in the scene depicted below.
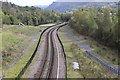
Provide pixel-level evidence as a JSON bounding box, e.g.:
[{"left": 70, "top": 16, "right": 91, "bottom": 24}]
[
  {"left": 3, "top": 25, "right": 41, "bottom": 36},
  {"left": 58, "top": 27, "right": 117, "bottom": 78},
  {"left": 2, "top": 25, "right": 47, "bottom": 75},
  {"left": 2, "top": 2, "right": 60, "bottom": 26},
  {"left": 69, "top": 26, "right": 119, "bottom": 66},
  {"left": 4, "top": 36, "right": 38, "bottom": 78},
  {"left": 22, "top": 38, "right": 44, "bottom": 78},
  {"left": 1, "top": 1, "right": 119, "bottom": 78},
  {"left": 2, "top": 31, "right": 29, "bottom": 69},
  {"left": 69, "top": 7, "right": 119, "bottom": 55},
  {"left": 80, "top": 36, "right": 119, "bottom": 66},
  {"left": 60, "top": 13, "right": 72, "bottom": 22}
]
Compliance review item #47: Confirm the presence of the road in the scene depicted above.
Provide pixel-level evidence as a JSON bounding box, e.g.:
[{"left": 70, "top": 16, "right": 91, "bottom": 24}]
[{"left": 27, "top": 23, "right": 67, "bottom": 79}]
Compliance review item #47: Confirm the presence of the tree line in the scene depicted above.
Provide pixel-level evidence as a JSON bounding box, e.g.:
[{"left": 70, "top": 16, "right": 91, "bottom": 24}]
[
  {"left": 2, "top": 2, "right": 61, "bottom": 26},
  {"left": 69, "top": 7, "right": 119, "bottom": 51},
  {"left": 1, "top": 2, "right": 119, "bottom": 51}
]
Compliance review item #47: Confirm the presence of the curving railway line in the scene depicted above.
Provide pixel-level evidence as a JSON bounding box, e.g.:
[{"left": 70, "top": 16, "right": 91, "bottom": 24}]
[
  {"left": 2, "top": 22, "right": 119, "bottom": 79},
  {"left": 14, "top": 22, "right": 67, "bottom": 80},
  {"left": 34, "top": 23, "right": 67, "bottom": 79}
]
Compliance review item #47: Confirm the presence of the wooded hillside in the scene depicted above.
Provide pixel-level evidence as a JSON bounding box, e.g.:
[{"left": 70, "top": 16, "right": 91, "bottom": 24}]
[
  {"left": 46, "top": 2, "right": 118, "bottom": 13},
  {"left": 2, "top": 2, "right": 60, "bottom": 26},
  {"left": 69, "top": 7, "right": 119, "bottom": 51}
]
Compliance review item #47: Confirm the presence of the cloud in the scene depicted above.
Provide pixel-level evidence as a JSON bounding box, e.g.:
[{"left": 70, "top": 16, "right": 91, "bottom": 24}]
[{"left": 56, "top": 0, "right": 118, "bottom": 2}]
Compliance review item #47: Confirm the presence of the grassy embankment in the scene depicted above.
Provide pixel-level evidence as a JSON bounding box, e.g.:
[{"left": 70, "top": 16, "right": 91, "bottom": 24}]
[
  {"left": 2, "top": 24, "right": 55, "bottom": 78},
  {"left": 80, "top": 37, "right": 119, "bottom": 66},
  {"left": 58, "top": 26, "right": 117, "bottom": 78},
  {"left": 70, "top": 26, "right": 119, "bottom": 66}
]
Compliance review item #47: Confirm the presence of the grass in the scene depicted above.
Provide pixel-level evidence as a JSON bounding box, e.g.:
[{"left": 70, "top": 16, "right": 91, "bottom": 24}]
[
  {"left": 39, "top": 23, "right": 56, "bottom": 27},
  {"left": 4, "top": 35, "right": 39, "bottom": 78},
  {"left": 3, "top": 25, "right": 43, "bottom": 36},
  {"left": 2, "top": 24, "right": 55, "bottom": 78},
  {"left": 21, "top": 38, "right": 44, "bottom": 78},
  {"left": 83, "top": 38, "right": 119, "bottom": 65},
  {"left": 21, "top": 23, "right": 57, "bottom": 78},
  {"left": 70, "top": 26, "right": 119, "bottom": 66},
  {"left": 2, "top": 32, "right": 29, "bottom": 69},
  {"left": 58, "top": 26, "right": 117, "bottom": 78}
]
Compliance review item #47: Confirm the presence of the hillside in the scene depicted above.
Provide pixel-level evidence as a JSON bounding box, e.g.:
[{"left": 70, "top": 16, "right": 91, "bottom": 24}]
[
  {"left": 2, "top": 2, "right": 60, "bottom": 26},
  {"left": 46, "top": 2, "right": 118, "bottom": 13},
  {"left": 34, "top": 5, "right": 48, "bottom": 9}
]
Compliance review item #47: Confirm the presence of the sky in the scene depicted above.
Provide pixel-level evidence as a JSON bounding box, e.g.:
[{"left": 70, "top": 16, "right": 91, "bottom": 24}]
[
  {"left": 57, "top": 0, "right": 119, "bottom": 2},
  {"left": 2, "top": 0, "right": 57, "bottom": 6},
  {"left": 2, "top": 0, "right": 119, "bottom": 6}
]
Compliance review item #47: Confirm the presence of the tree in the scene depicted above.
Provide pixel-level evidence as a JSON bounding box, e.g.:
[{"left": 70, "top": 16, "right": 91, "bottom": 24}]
[
  {"left": 9, "top": 14, "right": 19, "bottom": 24},
  {"left": 3, "top": 15, "right": 11, "bottom": 24},
  {"left": 2, "top": 2, "right": 60, "bottom": 26},
  {"left": 60, "top": 14, "right": 71, "bottom": 22},
  {"left": 69, "top": 7, "right": 118, "bottom": 50}
]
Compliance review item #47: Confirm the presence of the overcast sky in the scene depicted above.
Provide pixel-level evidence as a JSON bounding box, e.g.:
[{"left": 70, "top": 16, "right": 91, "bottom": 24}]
[
  {"left": 57, "top": 0, "right": 119, "bottom": 2},
  {"left": 2, "top": 0, "right": 57, "bottom": 6},
  {"left": 2, "top": 0, "right": 119, "bottom": 6}
]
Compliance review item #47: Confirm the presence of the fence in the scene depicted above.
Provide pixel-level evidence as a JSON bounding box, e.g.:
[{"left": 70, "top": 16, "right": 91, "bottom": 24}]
[{"left": 86, "top": 51, "right": 120, "bottom": 75}]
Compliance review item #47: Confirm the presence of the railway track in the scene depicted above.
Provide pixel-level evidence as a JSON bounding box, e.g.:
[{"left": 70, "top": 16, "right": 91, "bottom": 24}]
[
  {"left": 34, "top": 23, "right": 67, "bottom": 79},
  {"left": 12, "top": 22, "right": 67, "bottom": 80},
  {"left": 39, "top": 28, "right": 55, "bottom": 78}
]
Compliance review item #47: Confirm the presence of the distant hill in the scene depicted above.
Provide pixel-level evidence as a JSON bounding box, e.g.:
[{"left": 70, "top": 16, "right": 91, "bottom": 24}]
[
  {"left": 2, "top": 2, "right": 60, "bottom": 25},
  {"left": 34, "top": 5, "right": 48, "bottom": 9},
  {"left": 46, "top": 2, "right": 118, "bottom": 13}
]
